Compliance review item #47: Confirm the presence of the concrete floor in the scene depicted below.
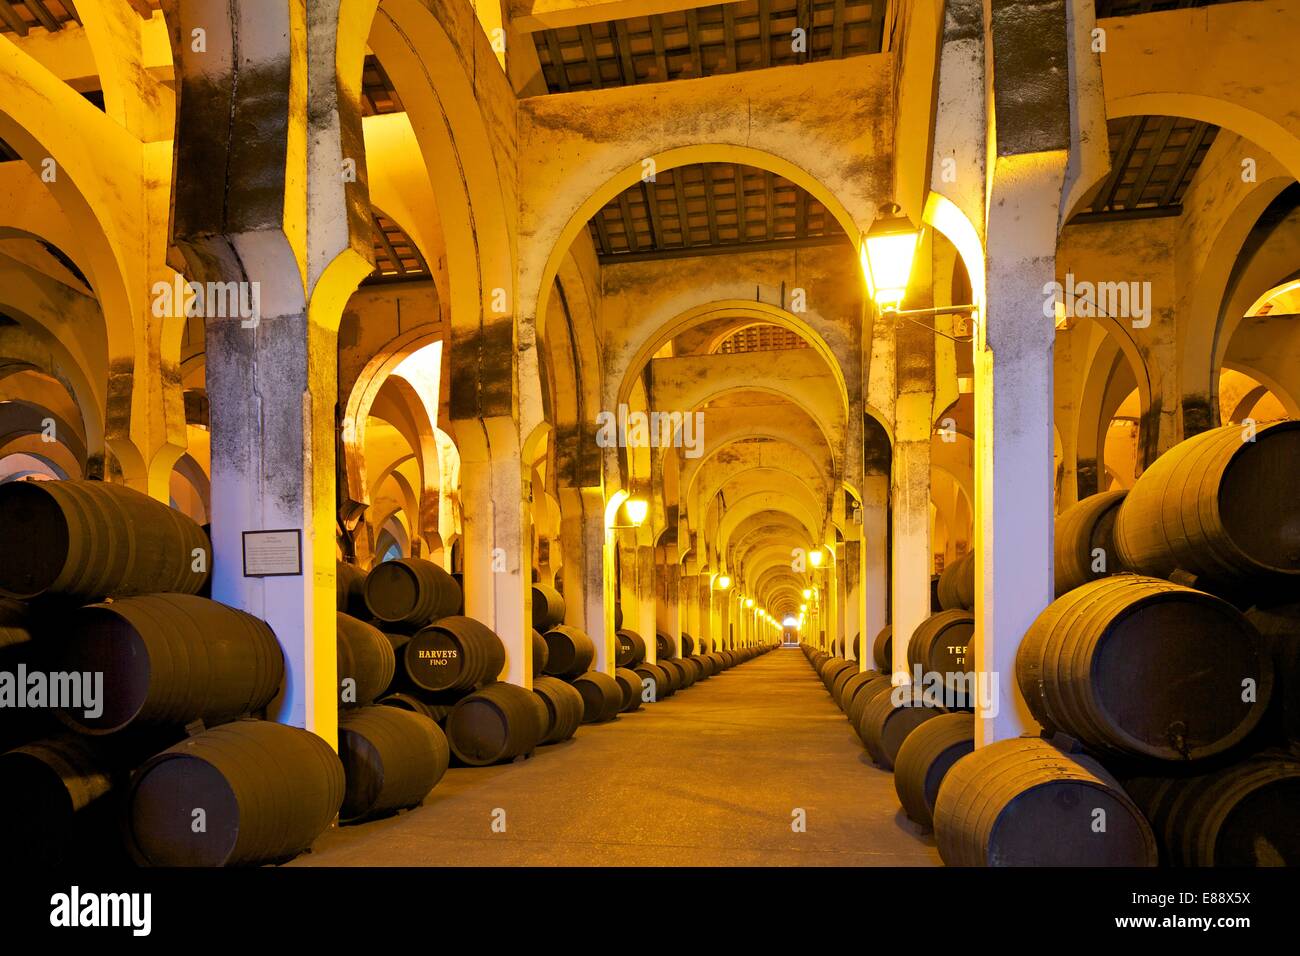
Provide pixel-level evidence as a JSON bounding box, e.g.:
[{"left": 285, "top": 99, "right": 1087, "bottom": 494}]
[{"left": 292, "top": 647, "right": 941, "bottom": 866}]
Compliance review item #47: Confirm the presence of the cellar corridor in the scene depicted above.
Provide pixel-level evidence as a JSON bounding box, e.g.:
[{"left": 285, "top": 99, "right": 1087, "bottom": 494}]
[{"left": 291, "top": 649, "right": 939, "bottom": 867}]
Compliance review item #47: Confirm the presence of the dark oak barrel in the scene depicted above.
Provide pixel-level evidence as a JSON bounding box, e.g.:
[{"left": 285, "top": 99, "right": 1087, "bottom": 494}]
[
  {"left": 893, "top": 712, "right": 975, "bottom": 831},
  {"left": 1125, "top": 753, "right": 1300, "bottom": 866},
  {"left": 706, "top": 651, "right": 726, "bottom": 674},
  {"left": 0, "top": 480, "right": 210, "bottom": 602},
  {"left": 936, "top": 552, "right": 975, "bottom": 611},
  {"left": 532, "top": 628, "right": 548, "bottom": 677},
  {"left": 839, "top": 670, "right": 881, "bottom": 713},
  {"left": 1245, "top": 601, "right": 1300, "bottom": 742},
  {"left": 633, "top": 662, "right": 671, "bottom": 702},
  {"left": 127, "top": 720, "right": 344, "bottom": 867},
  {"left": 615, "top": 628, "right": 646, "bottom": 667},
  {"left": 659, "top": 658, "right": 691, "bottom": 691},
  {"left": 572, "top": 670, "right": 623, "bottom": 723},
  {"left": 680, "top": 633, "right": 695, "bottom": 656},
  {"left": 872, "top": 625, "right": 893, "bottom": 672},
  {"left": 1055, "top": 491, "right": 1127, "bottom": 596},
  {"left": 614, "top": 603, "right": 623, "bottom": 630},
  {"left": 851, "top": 632, "right": 861, "bottom": 659},
  {"left": 613, "top": 666, "right": 645, "bottom": 712},
  {"left": 677, "top": 657, "right": 703, "bottom": 687},
  {"left": 857, "top": 688, "right": 947, "bottom": 770},
  {"left": 848, "top": 675, "right": 895, "bottom": 731},
  {"left": 377, "top": 692, "right": 451, "bottom": 724},
  {"left": 532, "top": 676, "right": 584, "bottom": 743},
  {"left": 337, "top": 613, "right": 396, "bottom": 707},
  {"left": 907, "top": 611, "right": 976, "bottom": 707},
  {"left": 543, "top": 624, "right": 596, "bottom": 678},
  {"left": 656, "top": 632, "right": 676, "bottom": 660},
  {"left": 690, "top": 654, "right": 716, "bottom": 678},
  {"left": 531, "top": 584, "right": 566, "bottom": 631},
  {"left": 365, "top": 558, "right": 463, "bottom": 628},
  {"left": 403, "top": 615, "right": 505, "bottom": 692},
  {"left": 933, "top": 737, "right": 1158, "bottom": 867},
  {"left": 336, "top": 561, "right": 368, "bottom": 616},
  {"left": 55, "top": 594, "right": 283, "bottom": 735},
  {"left": 445, "top": 682, "right": 544, "bottom": 765},
  {"left": 1114, "top": 420, "right": 1300, "bottom": 582},
  {"left": 338, "top": 706, "right": 449, "bottom": 823},
  {"left": 1016, "top": 575, "right": 1272, "bottom": 761},
  {"left": 0, "top": 734, "right": 112, "bottom": 863},
  {"left": 821, "top": 657, "right": 854, "bottom": 691},
  {"left": 830, "top": 662, "right": 859, "bottom": 705}
]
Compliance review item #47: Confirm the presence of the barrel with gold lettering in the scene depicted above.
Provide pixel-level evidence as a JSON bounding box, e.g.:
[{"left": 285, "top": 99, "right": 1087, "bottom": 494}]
[{"left": 403, "top": 616, "right": 506, "bottom": 692}]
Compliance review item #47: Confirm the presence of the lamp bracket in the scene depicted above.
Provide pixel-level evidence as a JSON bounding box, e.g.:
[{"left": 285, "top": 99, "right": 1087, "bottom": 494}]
[{"left": 887, "top": 303, "right": 979, "bottom": 343}]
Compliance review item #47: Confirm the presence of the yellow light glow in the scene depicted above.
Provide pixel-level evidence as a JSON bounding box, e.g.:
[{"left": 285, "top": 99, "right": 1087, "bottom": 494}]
[
  {"left": 745, "top": 597, "right": 754, "bottom": 608},
  {"left": 808, "top": 548, "right": 824, "bottom": 568},
  {"left": 716, "top": 574, "right": 732, "bottom": 590},
  {"left": 802, "top": 588, "right": 813, "bottom": 599},
  {"left": 860, "top": 216, "right": 920, "bottom": 310},
  {"left": 799, "top": 604, "right": 807, "bottom": 612},
  {"left": 624, "top": 498, "right": 649, "bottom": 527}
]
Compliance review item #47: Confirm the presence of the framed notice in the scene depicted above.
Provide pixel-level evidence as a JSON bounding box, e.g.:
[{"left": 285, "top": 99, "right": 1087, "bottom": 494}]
[{"left": 242, "top": 529, "right": 303, "bottom": 577}]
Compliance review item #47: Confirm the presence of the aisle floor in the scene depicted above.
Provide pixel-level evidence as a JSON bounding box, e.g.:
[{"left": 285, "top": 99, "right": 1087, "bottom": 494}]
[{"left": 291, "top": 647, "right": 941, "bottom": 866}]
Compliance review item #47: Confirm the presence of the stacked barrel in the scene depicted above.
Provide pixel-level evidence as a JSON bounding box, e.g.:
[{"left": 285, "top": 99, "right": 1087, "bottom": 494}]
[
  {"left": 934, "top": 420, "right": 1299, "bottom": 866},
  {"left": 0, "top": 480, "right": 342, "bottom": 867}
]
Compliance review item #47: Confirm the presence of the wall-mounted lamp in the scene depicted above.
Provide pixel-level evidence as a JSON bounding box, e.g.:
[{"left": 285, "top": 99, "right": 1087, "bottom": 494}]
[
  {"left": 808, "top": 548, "right": 824, "bottom": 568},
  {"left": 860, "top": 208, "right": 920, "bottom": 312},
  {"left": 802, "top": 588, "right": 813, "bottom": 600},
  {"left": 624, "top": 498, "right": 648, "bottom": 527},
  {"left": 745, "top": 597, "right": 755, "bottom": 608},
  {"left": 715, "top": 574, "right": 732, "bottom": 591}
]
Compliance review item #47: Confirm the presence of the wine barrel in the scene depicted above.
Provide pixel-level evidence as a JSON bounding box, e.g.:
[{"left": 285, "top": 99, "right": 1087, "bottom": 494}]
[
  {"left": 338, "top": 706, "right": 449, "bottom": 823},
  {"left": 1114, "top": 420, "right": 1300, "bottom": 582},
  {"left": 403, "top": 616, "right": 505, "bottom": 692},
  {"left": 531, "top": 584, "right": 566, "bottom": 631},
  {"left": 848, "top": 675, "right": 895, "bottom": 731},
  {"left": 820, "top": 657, "right": 854, "bottom": 690},
  {"left": 936, "top": 552, "right": 975, "bottom": 611},
  {"left": 690, "top": 654, "right": 716, "bottom": 679},
  {"left": 377, "top": 693, "right": 451, "bottom": 724},
  {"left": 1125, "top": 753, "right": 1300, "bottom": 866},
  {"left": 857, "top": 688, "right": 947, "bottom": 769},
  {"left": 1245, "top": 601, "right": 1300, "bottom": 742},
  {"left": 532, "top": 629, "right": 548, "bottom": 678},
  {"left": 656, "top": 632, "right": 676, "bottom": 660},
  {"left": 0, "top": 734, "right": 112, "bottom": 864},
  {"left": 614, "top": 604, "right": 624, "bottom": 630},
  {"left": 658, "top": 658, "right": 689, "bottom": 691},
  {"left": 633, "top": 662, "right": 670, "bottom": 702},
  {"left": 0, "top": 480, "right": 210, "bottom": 602},
  {"left": 1016, "top": 575, "right": 1272, "bottom": 761},
  {"left": 532, "top": 676, "right": 584, "bottom": 743},
  {"left": 851, "top": 632, "right": 861, "bottom": 659},
  {"left": 337, "top": 613, "right": 396, "bottom": 707},
  {"left": 933, "top": 737, "right": 1158, "bottom": 866},
  {"left": 127, "top": 720, "right": 344, "bottom": 867},
  {"left": 55, "top": 594, "right": 282, "bottom": 735},
  {"left": 830, "top": 663, "right": 858, "bottom": 705},
  {"left": 1055, "top": 491, "right": 1127, "bottom": 596},
  {"left": 838, "top": 670, "right": 880, "bottom": 712},
  {"left": 872, "top": 625, "right": 892, "bottom": 672},
  {"left": 680, "top": 633, "right": 695, "bottom": 656},
  {"left": 543, "top": 624, "right": 596, "bottom": 678},
  {"left": 573, "top": 671, "right": 623, "bottom": 723},
  {"left": 613, "top": 667, "right": 645, "bottom": 712},
  {"left": 615, "top": 628, "right": 646, "bottom": 667},
  {"left": 894, "top": 712, "right": 975, "bottom": 831},
  {"left": 336, "top": 561, "right": 368, "bottom": 616},
  {"left": 445, "top": 683, "right": 543, "bottom": 766},
  {"left": 640, "top": 660, "right": 677, "bottom": 698},
  {"left": 907, "top": 611, "right": 976, "bottom": 707},
  {"left": 365, "top": 558, "right": 462, "bottom": 628}
]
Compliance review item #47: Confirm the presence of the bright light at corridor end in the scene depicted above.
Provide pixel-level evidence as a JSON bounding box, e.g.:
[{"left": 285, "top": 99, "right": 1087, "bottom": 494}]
[
  {"left": 860, "top": 207, "right": 920, "bottom": 311},
  {"left": 782, "top": 616, "right": 798, "bottom": 628}
]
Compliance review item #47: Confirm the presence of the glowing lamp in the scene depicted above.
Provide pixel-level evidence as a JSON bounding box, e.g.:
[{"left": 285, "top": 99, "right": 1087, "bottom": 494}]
[
  {"left": 624, "top": 498, "right": 649, "bottom": 527},
  {"left": 809, "top": 548, "right": 824, "bottom": 568},
  {"left": 745, "top": 598, "right": 755, "bottom": 608},
  {"left": 802, "top": 588, "right": 813, "bottom": 600},
  {"left": 860, "top": 211, "right": 920, "bottom": 311},
  {"left": 715, "top": 574, "right": 732, "bottom": 590}
]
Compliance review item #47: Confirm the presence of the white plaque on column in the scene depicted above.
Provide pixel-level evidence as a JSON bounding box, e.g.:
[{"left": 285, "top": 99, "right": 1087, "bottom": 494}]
[{"left": 242, "top": 529, "right": 303, "bottom": 577}]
